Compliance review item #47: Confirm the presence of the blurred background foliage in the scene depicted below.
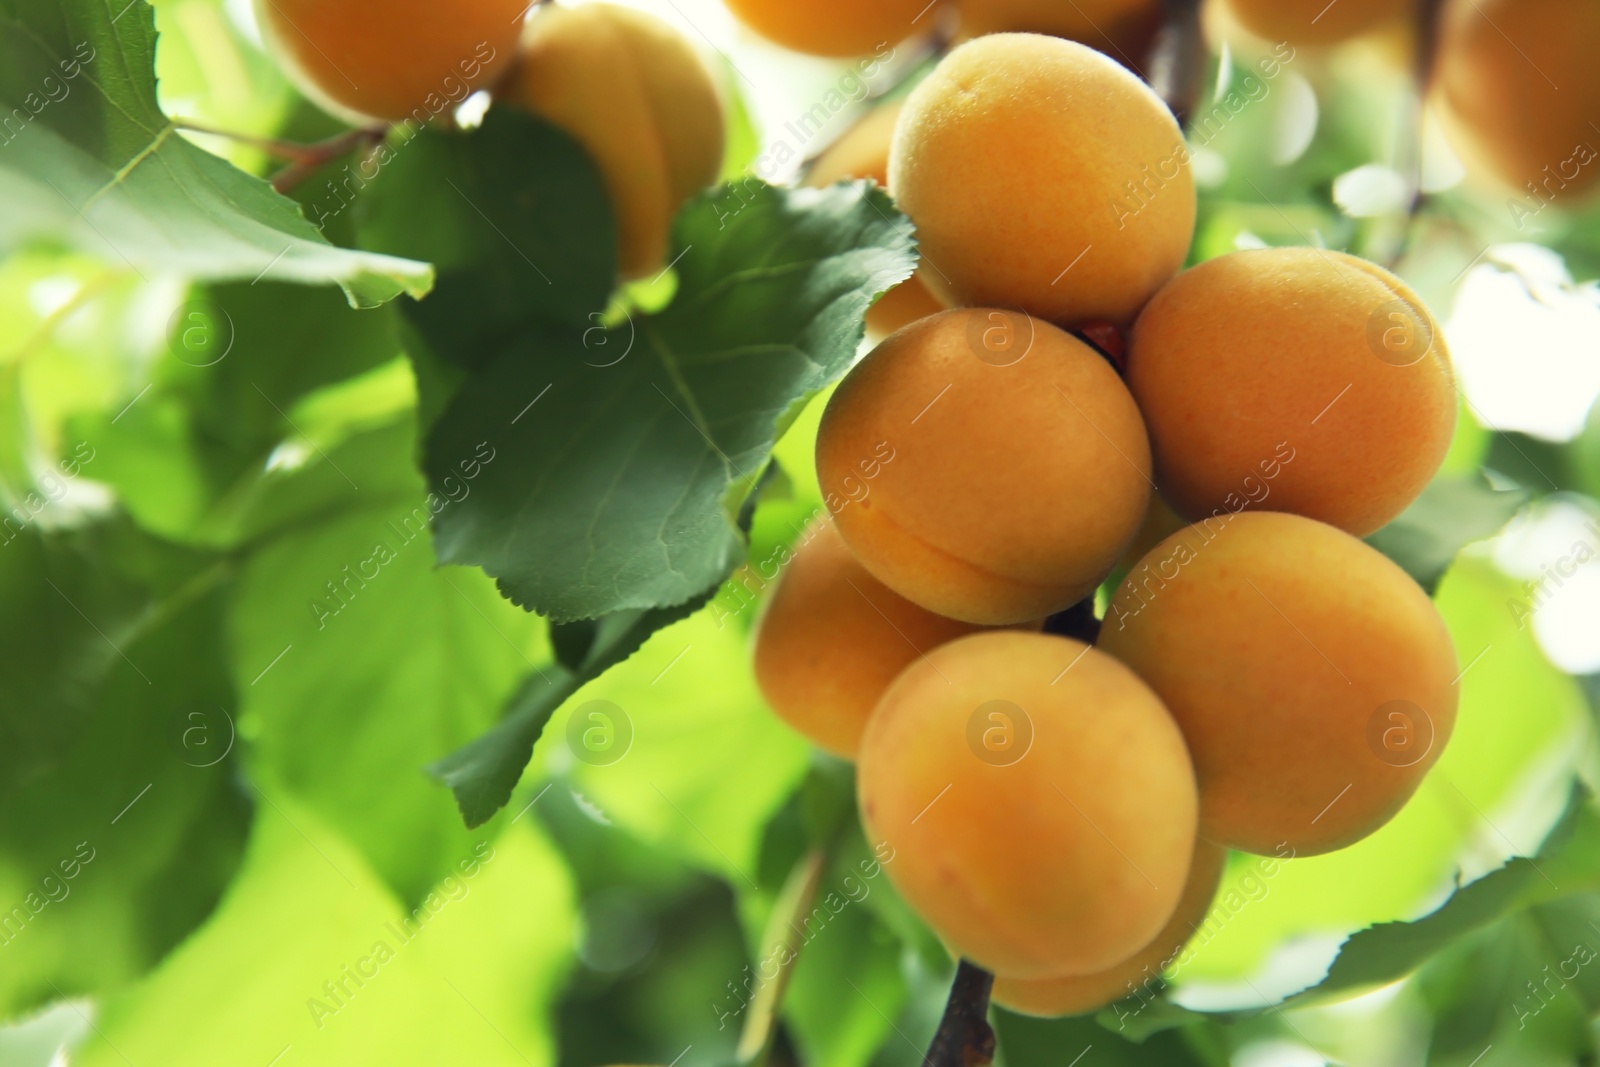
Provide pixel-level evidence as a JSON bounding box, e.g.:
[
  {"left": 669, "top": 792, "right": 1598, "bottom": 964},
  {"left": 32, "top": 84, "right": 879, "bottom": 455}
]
[{"left": 2, "top": 0, "right": 1600, "bottom": 1065}]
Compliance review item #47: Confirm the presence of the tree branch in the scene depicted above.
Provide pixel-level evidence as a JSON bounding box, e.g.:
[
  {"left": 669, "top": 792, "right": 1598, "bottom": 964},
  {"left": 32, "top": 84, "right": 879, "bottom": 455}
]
[
  {"left": 1148, "top": 0, "right": 1207, "bottom": 125},
  {"left": 923, "top": 960, "right": 996, "bottom": 1067}
]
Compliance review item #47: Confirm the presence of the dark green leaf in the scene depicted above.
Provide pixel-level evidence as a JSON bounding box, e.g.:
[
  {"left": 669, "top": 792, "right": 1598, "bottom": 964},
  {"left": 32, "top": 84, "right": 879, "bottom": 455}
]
[
  {"left": 996, "top": 1007, "right": 1212, "bottom": 1067},
  {"left": 356, "top": 108, "right": 617, "bottom": 367},
  {"left": 0, "top": 0, "right": 430, "bottom": 305},
  {"left": 426, "top": 180, "right": 916, "bottom": 621},
  {"left": 1366, "top": 475, "right": 1531, "bottom": 593},
  {"left": 428, "top": 590, "right": 719, "bottom": 828}
]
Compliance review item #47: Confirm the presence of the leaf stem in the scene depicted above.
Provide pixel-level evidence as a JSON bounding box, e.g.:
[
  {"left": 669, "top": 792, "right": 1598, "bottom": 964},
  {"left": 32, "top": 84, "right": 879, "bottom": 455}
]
[
  {"left": 922, "top": 960, "right": 997, "bottom": 1067},
  {"left": 736, "top": 847, "right": 830, "bottom": 1067}
]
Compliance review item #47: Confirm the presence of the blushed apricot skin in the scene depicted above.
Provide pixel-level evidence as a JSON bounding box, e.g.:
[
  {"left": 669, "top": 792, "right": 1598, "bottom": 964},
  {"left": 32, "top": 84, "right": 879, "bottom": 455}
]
[
  {"left": 889, "top": 34, "right": 1195, "bottom": 329},
  {"left": 816, "top": 309, "right": 1152, "bottom": 626},
  {"left": 751, "top": 518, "right": 993, "bottom": 758},
  {"left": 992, "top": 841, "right": 1225, "bottom": 1016},
  {"left": 509, "top": 4, "right": 724, "bottom": 278},
  {"left": 1222, "top": 0, "right": 1404, "bottom": 45},
  {"left": 1433, "top": 0, "right": 1600, "bottom": 198},
  {"left": 858, "top": 632, "right": 1198, "bottom": 979},
  {"left": 1127, "top": 248, "right": 1456, "bottom": 538},
  {"left": 807, "top": 103, "right": 948, "bottom": 337},
  {"left": 723, "top": 0, "right": 936, "bottom": 56},
  {"left": 955, "top": 0, "right": 1162, "bottom": 72},
  {"left": 254, "top": 0, "right": 525, "bottom": 125},
  {"left": 1099, "top": 512, "right": 1459, "bottom": 856}
]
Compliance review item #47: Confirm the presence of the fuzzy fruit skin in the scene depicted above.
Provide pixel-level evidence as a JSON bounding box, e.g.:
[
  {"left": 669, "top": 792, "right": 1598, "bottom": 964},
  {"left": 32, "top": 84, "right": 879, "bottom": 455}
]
[
  {"left": 955, "top": 0, "right": 1162, "bottom": 72},
  {"left": 752, "top": 518, "right": 992, "bottom": 758},
  {"left": 1222, "top": 0, "right": 1403, "bottom": 45},
  {"left": 723, "top": 0, "right": 935, "bottom": 56},
  {"left": 888, "top": 34, "right": 1195, "bottom": 329},
  {"left": 1127, "top": 247, "right": 1455, "bottom": 538},
  {"left": 254, "top": 0, "right": 525, "bottom": 124},
  {"left": 858, "top": 632, "right": 1198, "bottom": 979},
  {"left": 816, "top": 309, "right": 1152, "bottom": 625},
  {"left": 1433, "top": 0, "right": 1600, "bottom": 198},
  {"left": 508, "top": 4, "right": 724, "bottom": 278},
  {"left": 1099, "top": 512, "right": 1459, "bottom": 856},
  {"left": 991, "top": 841, "right": 1226, "bottom": 1016},
  {"left": 807, "top": 103, "right": 948, "bottom": 337}
]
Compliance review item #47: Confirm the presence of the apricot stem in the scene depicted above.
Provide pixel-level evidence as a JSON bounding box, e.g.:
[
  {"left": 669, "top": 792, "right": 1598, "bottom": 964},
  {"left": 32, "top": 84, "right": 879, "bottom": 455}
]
[{"left": 923, "top": 960, "right": 996, "bottom": 1067}]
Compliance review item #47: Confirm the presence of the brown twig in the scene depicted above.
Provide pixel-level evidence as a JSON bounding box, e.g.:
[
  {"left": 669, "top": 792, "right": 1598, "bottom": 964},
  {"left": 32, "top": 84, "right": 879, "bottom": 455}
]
[
  {"left": 922, "top": 960, "right": 996, "bottom": 1067},
  {"left": 269, "top": 128, "right": 390, "bottom": 193},
  {"left": 1148, "top": 0, "right": 1207, "bottom": 125},
  {"left": 1386, "top": 0, "right": 1450, "bottom": 268}
]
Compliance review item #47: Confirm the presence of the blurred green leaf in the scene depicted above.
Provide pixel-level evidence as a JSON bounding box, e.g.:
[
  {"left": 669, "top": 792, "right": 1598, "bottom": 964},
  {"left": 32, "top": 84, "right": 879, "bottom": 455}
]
[
  {"left": 0, "top": 519, "right": 250, "bottom": 1016},
  {"left": 1366, "top": 475, "right": 1531, "bottom": 593},
  {"left": 0, "top": 0, "right": 430, "bottom": 305},
  {"left": 421, "top": 180, "right": 915, "bottom": 622}
]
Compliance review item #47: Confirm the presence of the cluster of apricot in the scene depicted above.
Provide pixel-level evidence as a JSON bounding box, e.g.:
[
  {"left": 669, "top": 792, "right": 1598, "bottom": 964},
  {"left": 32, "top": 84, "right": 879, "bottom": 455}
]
[{"left": 752, "top": 28, "right": 1463, "bottom": 1016}]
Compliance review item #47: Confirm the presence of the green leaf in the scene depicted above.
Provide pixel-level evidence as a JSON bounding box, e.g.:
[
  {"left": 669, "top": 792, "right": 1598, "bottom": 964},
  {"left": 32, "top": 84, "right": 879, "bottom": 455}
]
[
  {"left": 427, "top": 593, "right": 717, "bottom": 829},
  {"left": 1284, "top": 786, "right": 1600, "bottom": 1008},
  {"left": 356, "top": 109, "right": 617, "bottom": 365},
  {"left": 0, "top": 520, "right": 250, "bottom": 1016},
  {"left": 1366, "top": 475, "right": 1530, "bottom": 593},
  {"left": 425, "top": 180, "right": 916, "bottom": 621},
  {"left": 996, "top": 1008, "right": 1211, "bottom": 1067},
  {"left": 0, "top": 0, "right": 431, "bottom": 307}
]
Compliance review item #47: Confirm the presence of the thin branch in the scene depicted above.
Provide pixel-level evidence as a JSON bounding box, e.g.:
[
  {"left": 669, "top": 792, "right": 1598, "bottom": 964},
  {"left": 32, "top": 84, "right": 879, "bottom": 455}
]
[
  {"left": 1148, "top": 0, "right": 1207, "bottom": 125},
  {"left": 922, "top": 960, "right": 996, "bottom": 1067},
  {"left": 1385, "top": 0, "right": 1450, "bottom": 268}
]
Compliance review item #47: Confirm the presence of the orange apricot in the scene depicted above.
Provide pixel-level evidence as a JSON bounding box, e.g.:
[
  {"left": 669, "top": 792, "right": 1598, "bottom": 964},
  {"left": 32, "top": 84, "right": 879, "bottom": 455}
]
[
  {"left": 723, "top": 0, "right": 937, "bottom": 56},
  {"left": 508, "top": 4, "right": 724, "bottom": 278},
  {"left": 888, "top": 34, "right": 1195, "bottom": 329},
  {"left": 1099, "top": 512, "right": 1459, "bottom": 856},
  {"left": 751, "top": 518, "right": 991, "bottom": 758},
  {"left": 955, "top": 0, "right": 1163, "bottom": 71},
  {"left": 1222, "top": 0, "right": 1405, "bottom": 45},
  {"left": 1127, "top": 247, "right": 1456, "bottom": 538},
  {"left": 815, "top": 309, "right": 1152, "bottom": 625},
  {"left": 992, "top": 841, "right": 1226, "bottom": 1016},
  {"left": 807, "top": 103, "right": 949, "bottom": 336},
  {"left": 1432, "top": 0, "right": 1600, "bottom": 198},
  {"left": 858, "top": 631, "right": 1198, "bottom": 978},
  {"left": 254, "top": 0, "right": 525, "bottom": 124}
]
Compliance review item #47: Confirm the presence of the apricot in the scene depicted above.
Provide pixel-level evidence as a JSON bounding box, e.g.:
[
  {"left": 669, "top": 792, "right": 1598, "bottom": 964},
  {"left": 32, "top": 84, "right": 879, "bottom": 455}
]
[
  {"left": 723, "top": 0, "right": 936, "bottom": 56},
  {"left": 1127, "top": 247, "right": 1456, "bottom": 538},
  {"left": 751, "top": 517, "right": 991, "bottom": 758},
  {"left": 806, "top": 103, "right": 948, "bottom": 337},
  {"left": 1222, "top": 0, "right": 1403, "bottom": 45},
  {"left": 254, "top": 0, "right": 525, "bottom": 124},
  {"left": 992, "top": 841, "right": 1226, "bottom": 1016},
  {"left": 858, "top": 631, "right": 1198, "bottom": 978},
  {"left": 1099, "top": 512, "right": 1459, "bottom": 856},
  {"left": 955, "top": 0, "right": 1162, "bottom": 71},
  {"left": 508, "top": 4, "right": 724, "bottom": 278},
  {"left": 888, "top": 34, "right": 1195, "bottom": 329},
  {"left": 1432, "top": 0, "right": 1600, "bottom": 198},
  {"left": 816, "top": 309, "right": 1152, "bottom": 625}
]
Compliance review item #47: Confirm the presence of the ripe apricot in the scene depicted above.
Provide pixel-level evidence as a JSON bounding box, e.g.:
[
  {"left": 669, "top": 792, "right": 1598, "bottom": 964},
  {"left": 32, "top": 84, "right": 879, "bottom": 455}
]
[
  {"left": 1433, "top": 0, "right": 1600, "bottom": 198},
  {"left": 888, "top": 34, "right": 1194, "bottom": 329},
  {"left": 751, "top": 518, "right": 990, "bottom": 758},
  {"left": 254, "top": 0, "right": 525, "bottom": 124},
  {"left": 807, "top": 103, "right": 948, "bottom": 337},
  {"left": 1127, "top": 247, "right": 1455, "bottom": 538},
  {"left": 1222, "top": 0, "right": 1403, "bottom": 45},
  {"left": 1099, "top": 512, "right": 1459, "bottom": 856},
  {"left": 858, "top": 631, "right": 1198, "bottom": 978},
  {"left": 815, "top": 309, "right": 1152, "bottom": 625},
  {"left": 508, "top": 4, "right": 724, "bottom": 278},
  {"left": 955, "top": 0, "right": 1162, "bottom": 71},
  {"left": 992, "top": 841, "right": 1226, "bottom": 1016},
  {"left": 723, "top": 0, "right": 935, "bottom": 56}
]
